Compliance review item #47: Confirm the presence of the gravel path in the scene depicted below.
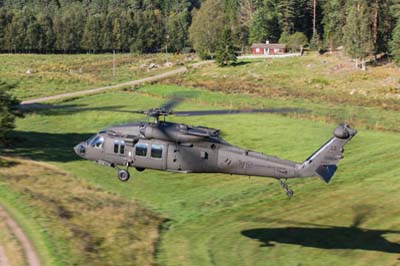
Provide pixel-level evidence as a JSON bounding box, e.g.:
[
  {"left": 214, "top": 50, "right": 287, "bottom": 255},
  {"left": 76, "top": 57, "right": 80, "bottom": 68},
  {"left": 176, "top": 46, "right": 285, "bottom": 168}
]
[
  {"left": 0, "top": 205, "right": 41, "bottom": 266},
  {"left": 0, "top": 246, "right": 10, "bottom": 266},
  {"left": 21, "top": 60, "right": 213, "bottom": 105}
]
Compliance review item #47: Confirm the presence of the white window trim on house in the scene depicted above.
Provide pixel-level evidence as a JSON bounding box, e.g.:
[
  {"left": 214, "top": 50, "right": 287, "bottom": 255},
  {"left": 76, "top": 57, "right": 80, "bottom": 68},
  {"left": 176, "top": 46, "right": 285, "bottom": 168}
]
[{"left": 255, "top": 48, "right": 260, "bottom": 53}]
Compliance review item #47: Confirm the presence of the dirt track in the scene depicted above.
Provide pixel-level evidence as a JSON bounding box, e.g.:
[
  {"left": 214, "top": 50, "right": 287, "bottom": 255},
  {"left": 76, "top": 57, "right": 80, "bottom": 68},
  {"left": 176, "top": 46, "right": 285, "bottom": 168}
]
[
  {"left": 21, "top": 60, "right": 212, "bottom": 105},
  {"left": 0, "top": 205, "right": 41, "bottom": 266},
  {"left": 0, "top": 246, "right": 10, "bottom": 266}
]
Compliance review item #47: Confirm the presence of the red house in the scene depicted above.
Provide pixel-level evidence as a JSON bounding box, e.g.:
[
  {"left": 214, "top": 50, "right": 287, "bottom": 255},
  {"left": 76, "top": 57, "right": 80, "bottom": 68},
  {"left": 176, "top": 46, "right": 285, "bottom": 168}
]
[{"left": 251, "top": 42, "right": 286, "bottom": 55}]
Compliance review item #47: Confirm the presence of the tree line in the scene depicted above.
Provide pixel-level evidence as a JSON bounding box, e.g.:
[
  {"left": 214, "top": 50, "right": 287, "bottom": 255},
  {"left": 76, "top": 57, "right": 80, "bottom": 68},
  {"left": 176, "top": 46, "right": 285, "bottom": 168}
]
[
  {"left": 0, "top": 0, "right": 400, "bottom": 66},
  {"left": 0, "top": 0, "right": 196, "bottom": 53}
]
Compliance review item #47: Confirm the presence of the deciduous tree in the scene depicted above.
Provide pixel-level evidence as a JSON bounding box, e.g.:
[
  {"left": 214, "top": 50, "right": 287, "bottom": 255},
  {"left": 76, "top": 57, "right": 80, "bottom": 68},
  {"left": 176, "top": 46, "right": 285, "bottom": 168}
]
[
  {"left": 189, "top": 0, "right": 225, "bottom": 58},
  {"left": 215, "top": 27, "right": 237, "bottom": 66}
]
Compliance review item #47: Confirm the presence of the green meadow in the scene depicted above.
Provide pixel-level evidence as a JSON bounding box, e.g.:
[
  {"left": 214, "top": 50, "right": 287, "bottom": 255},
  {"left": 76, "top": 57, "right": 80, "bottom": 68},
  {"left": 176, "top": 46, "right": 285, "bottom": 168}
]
[
  {"left": 1, "top": 54, "right": 400, "bottom": 265},
  {"left": 0, "top": 53, "right": 194, "bottom": 100},
  {"left": 1, "top": 82, "right": 398, "bottom": 265}
]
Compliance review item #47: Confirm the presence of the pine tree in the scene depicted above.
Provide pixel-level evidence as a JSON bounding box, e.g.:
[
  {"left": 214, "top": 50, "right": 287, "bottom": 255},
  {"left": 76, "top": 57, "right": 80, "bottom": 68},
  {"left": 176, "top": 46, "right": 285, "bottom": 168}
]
[
  {"left": 166, "top": 9, "right": 189, "bottom": 52},
  {"left": 322, "top": 0, "right": 347, "bottom": 51},
  {"left": 391, "top": 23, "right": 400, "bottom": 65},
  {"left": 390, "top": 0, "right": 400, "bottom": 65},
  {"left": 215, "top": 27, "right": 237, "bottom": 66},
  {"left": 102, "top": 12, "right": 114, "bottom": 51},
  {"left": 0, "top": 81, "right": 21, "bottom": 145},
  {"left": 37, "top": 15, "right": 55, "bottom": 53},
  {"left": 60, "top": 5, "right": 84, "bottom": 53},
  {"left": 249, "top": 3, "right": 281, "bottom": 44},
  {"left": 278, "top": 0, "right": 297, "bottom": 34},
  {"left": 0, "top": 8, "right": 12, "bottom": 50},
  {"left": 343, "top": 1, "right": 373, "bottom": 70},
  {"left": 25, "top": 19, "right": 41, "bottom": 52},
  {"left": 3, "top": 11, "right": 25, "bottom": 52},
  {"left": 81, "top": 14, "right": 103, "bottom": 53}
]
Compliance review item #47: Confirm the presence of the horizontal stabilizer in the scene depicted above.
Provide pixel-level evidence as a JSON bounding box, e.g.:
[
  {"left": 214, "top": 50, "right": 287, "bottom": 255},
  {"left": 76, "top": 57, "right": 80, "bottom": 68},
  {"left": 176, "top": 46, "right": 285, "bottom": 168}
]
[{"left": 316, "top": 165, "right": 337, "bottom": 183}]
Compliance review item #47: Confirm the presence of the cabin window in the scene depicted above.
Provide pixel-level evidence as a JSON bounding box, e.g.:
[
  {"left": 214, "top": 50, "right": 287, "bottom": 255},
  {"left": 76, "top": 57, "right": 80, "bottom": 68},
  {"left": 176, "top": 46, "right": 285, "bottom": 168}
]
[
  {"left": 135, "top": 143, "right": 148, "bottom": 157},
  {"left": 151, "top": 144, "right": 163, "bottom": 159},
  {"left": 91, "top": 136, "right": 104, "bottom": 148},
  {"left": 114, "top": 141, "right": 119, "bottom": 153},
  {"left": 120, "top": 141, "right": 125, "bottom": 154},
  {"left": 255, "top": 48, "right": 260, "bottom": 53},
  {"left": 113, "top": 140, "right": 125, "bottom": 154}
]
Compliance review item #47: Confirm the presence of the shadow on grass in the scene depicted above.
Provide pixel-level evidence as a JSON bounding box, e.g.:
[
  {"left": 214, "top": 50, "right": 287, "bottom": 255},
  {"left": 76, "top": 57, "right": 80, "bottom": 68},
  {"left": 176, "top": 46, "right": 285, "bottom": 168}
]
[
  {"left": 8, "top": 131, "right": 93, "bottom": 162},
  {"left": 241, "top": 225, "right": 400, "bottom": 253},
  {"left": 232, "top": 61, "right": 252, "bottom": 67},
  {"left": 0, "top": 158, "right": 20, "bottom": 168}
]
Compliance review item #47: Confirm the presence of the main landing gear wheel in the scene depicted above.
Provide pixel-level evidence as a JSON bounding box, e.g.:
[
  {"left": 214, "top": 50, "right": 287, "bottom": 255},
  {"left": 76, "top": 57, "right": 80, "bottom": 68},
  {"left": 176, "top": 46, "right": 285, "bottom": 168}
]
[
  {"left": 286, "top": 189, "right": 294, "bottom": 197},
  {"left": 117, "top": 169, "right": 130, "bottom": 182}
]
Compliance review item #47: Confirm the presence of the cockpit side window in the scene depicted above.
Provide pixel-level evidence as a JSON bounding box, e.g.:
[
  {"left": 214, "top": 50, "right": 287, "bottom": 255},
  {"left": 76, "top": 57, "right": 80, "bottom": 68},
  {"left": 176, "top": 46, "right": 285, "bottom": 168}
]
[{"left": 90, "top": 136, "right": 104, "bottom": 148}]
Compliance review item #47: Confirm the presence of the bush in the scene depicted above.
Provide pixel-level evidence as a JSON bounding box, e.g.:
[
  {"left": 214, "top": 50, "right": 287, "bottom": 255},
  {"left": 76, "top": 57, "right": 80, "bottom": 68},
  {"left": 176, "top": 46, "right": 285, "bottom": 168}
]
[
  {"left": 0, "top": 81, "right": 22, "bottom": 145},
  {"left": 279, "top": 32, "right": 308, "bottom": 52},
  {"left": 287, "top": 32, "right": 308, "bottom": 52}
]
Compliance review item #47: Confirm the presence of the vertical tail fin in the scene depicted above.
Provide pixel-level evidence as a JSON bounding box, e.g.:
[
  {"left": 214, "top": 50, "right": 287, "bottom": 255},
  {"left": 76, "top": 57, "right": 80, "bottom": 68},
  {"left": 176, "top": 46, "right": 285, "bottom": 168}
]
[{"left": 297, "top": 124, "right": 357, "bottom": 183}]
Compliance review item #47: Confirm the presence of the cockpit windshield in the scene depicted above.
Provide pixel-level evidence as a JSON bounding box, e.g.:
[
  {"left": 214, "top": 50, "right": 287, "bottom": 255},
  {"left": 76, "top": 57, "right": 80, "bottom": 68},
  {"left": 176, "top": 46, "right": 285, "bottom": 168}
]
[{"left": 89, "top": 135, "right": 104, "bottom": 148}]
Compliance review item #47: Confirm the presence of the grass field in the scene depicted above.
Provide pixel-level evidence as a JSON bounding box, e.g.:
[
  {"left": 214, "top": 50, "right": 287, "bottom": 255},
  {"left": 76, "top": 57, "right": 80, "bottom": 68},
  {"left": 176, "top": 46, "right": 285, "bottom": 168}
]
[
  {"left": 3, "top": 79, "right": 399, "bottom": 266},
  {"left": 0, "top": 53, "right": 196, "bottom": 100},
  {"left": 162, "top": 53, "right": 400, "bottom": 132},
  {"left": 0, "top": 157, "right": 163, "bottom": 266},
  {"left": 0, "top": 56, "right": 400, "bottom": 266}
]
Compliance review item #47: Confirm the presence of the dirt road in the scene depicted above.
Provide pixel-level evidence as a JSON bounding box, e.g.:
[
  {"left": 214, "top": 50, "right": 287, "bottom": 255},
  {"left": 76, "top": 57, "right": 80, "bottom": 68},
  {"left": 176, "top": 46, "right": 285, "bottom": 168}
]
[
  {"left": 0, "top": 205, "right": 41, "bottom": 266},
  {"left": 0, "top": 246, "right": 10, "bottom": 266},
  {"left": 21, "top": 60, "right": 213, "bottom": 105}
]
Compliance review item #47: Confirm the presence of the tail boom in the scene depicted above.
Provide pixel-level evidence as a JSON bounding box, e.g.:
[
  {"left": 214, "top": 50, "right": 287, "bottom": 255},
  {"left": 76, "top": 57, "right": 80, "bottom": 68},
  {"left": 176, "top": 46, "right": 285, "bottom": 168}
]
[{"left": 296, "top": 124, "right": 357, "bottom": 183}]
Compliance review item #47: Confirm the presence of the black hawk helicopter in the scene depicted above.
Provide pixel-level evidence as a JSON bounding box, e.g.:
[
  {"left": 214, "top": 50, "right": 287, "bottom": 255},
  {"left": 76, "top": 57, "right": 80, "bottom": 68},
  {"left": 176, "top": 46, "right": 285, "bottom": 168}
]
[{"left": 74, "top": 98, "right": 357, "bottom": 197}]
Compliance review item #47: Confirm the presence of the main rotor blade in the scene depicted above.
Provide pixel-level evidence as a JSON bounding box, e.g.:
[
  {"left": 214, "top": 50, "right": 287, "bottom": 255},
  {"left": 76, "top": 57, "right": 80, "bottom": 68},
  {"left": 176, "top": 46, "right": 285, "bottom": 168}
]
[
  {"left": 160, "top": 96, "right": 184, "bottom": 112},
  {"left": 172, "top": 108, "right": 306, "bottom": 117}
]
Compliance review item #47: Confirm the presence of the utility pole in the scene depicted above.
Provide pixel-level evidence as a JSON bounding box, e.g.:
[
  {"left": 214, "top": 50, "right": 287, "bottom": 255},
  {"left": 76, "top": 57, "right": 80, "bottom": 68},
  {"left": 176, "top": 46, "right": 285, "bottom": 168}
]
[{"left": 166, "top": 34, "right": 169, "bottom": 64}]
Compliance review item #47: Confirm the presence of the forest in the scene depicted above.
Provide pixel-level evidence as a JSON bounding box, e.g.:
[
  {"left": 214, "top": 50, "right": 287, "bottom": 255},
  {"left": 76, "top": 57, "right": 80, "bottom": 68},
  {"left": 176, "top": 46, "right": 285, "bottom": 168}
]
[{"left": 0, "top": 0, "right": 400, "bottom": 65}]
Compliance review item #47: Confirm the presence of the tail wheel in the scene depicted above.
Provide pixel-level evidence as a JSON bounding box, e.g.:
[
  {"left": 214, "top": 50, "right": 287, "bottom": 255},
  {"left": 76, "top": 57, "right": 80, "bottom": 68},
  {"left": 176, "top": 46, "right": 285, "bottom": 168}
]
[{"left": 117, "top": 170, "right": 130, "bottom": 182}]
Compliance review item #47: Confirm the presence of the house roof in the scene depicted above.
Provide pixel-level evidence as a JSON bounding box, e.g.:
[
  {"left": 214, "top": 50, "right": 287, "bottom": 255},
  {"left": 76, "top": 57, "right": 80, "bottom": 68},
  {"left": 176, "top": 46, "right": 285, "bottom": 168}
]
[{"left": 251, "top": 43, "right": 286, "bottom": 49}]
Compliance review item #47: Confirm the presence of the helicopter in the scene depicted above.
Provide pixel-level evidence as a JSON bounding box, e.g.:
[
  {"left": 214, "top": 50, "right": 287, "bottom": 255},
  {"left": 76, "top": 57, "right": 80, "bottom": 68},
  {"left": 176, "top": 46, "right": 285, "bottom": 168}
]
[{"left": 74, "top": 97, "right": 357, "bottom": 197}]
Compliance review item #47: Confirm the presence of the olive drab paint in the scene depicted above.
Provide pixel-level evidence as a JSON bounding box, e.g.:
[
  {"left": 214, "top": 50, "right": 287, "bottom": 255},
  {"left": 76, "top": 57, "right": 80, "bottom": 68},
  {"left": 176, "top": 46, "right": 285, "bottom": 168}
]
[{"left": 74, "top": 99, "right": 357, "bottom": 197}]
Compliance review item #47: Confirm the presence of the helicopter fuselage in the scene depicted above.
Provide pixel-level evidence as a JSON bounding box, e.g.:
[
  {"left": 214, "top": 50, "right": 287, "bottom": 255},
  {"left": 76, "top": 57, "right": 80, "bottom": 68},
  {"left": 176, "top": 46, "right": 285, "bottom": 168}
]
[
  {"left": 74, "top": 121, "right": 356, "bottom": 185},
  {"left": 74, "top": 121, "right": 301, "bottom": 178},
  {"left": 73, "top": 97, "right": 357, "bottom": 197}
]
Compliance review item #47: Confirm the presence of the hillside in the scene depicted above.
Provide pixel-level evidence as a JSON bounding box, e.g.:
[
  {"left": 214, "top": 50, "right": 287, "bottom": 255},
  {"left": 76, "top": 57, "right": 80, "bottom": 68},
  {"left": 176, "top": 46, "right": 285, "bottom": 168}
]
[
  {"left": 162, "top": 53, "right": 400, "bottom": 132},
  {"left": 0, "top": 157, "right": 163, "bottom": 266},
  {"left": 4, "top": 71, "right": 400, "bottom": 266},
  {"left": 0, "top": 53, "right": 194, "bottom": 100}
]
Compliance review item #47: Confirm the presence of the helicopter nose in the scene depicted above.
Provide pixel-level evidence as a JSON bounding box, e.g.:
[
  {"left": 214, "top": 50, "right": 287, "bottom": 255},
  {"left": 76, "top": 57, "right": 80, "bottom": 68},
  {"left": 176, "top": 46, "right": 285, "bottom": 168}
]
[{"left": 74, "top": 143, "right": 86, "bottom": 157}]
